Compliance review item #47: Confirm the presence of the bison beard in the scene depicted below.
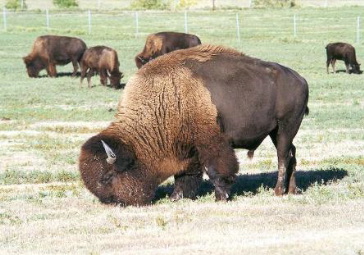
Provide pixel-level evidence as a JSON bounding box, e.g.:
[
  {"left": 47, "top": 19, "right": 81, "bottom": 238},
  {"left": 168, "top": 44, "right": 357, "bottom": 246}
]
[{"left": 79, "top": 44, "right": 309, "bottom": 206}]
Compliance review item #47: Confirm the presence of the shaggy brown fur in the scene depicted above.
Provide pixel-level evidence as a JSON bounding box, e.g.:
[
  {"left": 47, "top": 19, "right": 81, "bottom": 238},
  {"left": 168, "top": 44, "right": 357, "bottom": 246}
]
[
  {"left": 79, "top": 44, "right": 309, "bottom": 206},
  {"left": 23, "top": 35, "right": 87, "bottom": 77},
  {"left": 135, "top": 31, "right": 201, "bottom": 69},
  {"left": 80, "top": 46, "right": 123, "bottom": 88}
]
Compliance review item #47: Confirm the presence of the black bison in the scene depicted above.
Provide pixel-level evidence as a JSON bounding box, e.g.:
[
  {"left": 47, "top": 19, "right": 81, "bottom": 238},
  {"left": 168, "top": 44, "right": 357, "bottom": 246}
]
[
  {"left": 23, "top": 35, "right": 87, "bottom": 78},
  {"left": 79, "top": 45, "right": 309, "bottom": 206},
  {"left": 80, "top": 46, "right": 123, "bottom": 88},
  {"left": 326, "top": 42, "right": 361, "bottom": 74},
  {"left": 135, "top": 31, "right": 201, "bottom": 69}
]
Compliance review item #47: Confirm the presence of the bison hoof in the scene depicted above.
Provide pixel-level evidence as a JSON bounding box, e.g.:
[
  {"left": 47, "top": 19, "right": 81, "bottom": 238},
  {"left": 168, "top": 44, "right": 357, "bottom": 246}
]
[
  {"left": 288, "top": 186, "right": 300, "bottom": 195},
  {"left": 215, "top": 186, "right": 230, "bottom": 202},
  {"left": 170, "top": 190, "right": 183, "bottom": 202},
  {"left": 274, "top": 186, "right": 284, "bottom": 196}
]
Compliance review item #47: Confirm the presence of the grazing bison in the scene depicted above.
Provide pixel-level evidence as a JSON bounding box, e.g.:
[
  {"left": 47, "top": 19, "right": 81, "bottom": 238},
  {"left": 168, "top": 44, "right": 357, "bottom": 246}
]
[
  {"left": 79, "top": 45, "right": 309, "bottom": 206},
  {"left": 23, "top": 35, "right": 87, "bottom": 78},
  {"left": 135, "top": 31, "right": 201, "bottom": 69},
  {"left": 326, "top": 42, "right": 361, "bottom": 74},
  {"left": 80, "top": 46, "right": 123, "bottom": 88}
]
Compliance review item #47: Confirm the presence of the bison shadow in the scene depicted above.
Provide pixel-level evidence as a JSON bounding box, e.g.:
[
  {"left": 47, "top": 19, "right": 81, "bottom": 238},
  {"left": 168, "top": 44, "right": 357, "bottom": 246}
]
[
  {"left": 37, "top": 72, "right": 81, "bottom": 78},
  {"left": 154, "top": 167, "right": 348, "bottom": 201},
  {"left": 333, "top": 69, "right": 363, "bottom": 74},
  {"left": 86, "top": 83, "right": 126, "bottom": 89}
]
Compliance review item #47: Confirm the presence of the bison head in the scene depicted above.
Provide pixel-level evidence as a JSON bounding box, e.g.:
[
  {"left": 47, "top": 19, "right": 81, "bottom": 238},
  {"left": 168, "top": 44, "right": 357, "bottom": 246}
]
[
  {"left": 135, "top": 55, "right": 153, "bottom": 69},
  {"left": 109, "top": 71, "right": 124, "bottom": 89},
  {"left": 23, "top": 56, "right": 44, "bottom": 78},
  {"left": 79, "top": 133, "right": 157, "bottom": 206},
  {"left": 352, "top": 63, "right": 361, "bottom": 74}
]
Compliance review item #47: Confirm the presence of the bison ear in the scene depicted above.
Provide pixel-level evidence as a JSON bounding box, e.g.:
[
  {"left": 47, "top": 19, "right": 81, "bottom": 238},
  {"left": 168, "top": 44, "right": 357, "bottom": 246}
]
[
  {"left": 23, "top": 56, "right": 32, "bottom": 65},
  {"left": 117, "top": 154, "right": 135, "bottom": 172}
]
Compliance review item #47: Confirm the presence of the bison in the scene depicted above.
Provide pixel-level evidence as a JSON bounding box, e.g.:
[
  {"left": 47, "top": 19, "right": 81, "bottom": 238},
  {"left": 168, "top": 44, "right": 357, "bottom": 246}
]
[
  {"left": 23, "top": 35, "right": 87, "bottom": 78},
  {"left": 79, "top": 45, "right": 309, "bottom": 206},
  {"left": 135, "top": 31, "right": 201, "bottom": 69},
  {"left": 326, "top": 42, "right": 361, "bottom": 74},
  {"left": 80, "top": 46, "right": 123, "bottom": 88}
]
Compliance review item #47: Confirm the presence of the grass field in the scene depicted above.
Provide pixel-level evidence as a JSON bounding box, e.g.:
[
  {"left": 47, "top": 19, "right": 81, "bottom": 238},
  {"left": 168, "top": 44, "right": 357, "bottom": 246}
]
[{"left": 0, "top": 6, "right": 364, "bottom": 255}]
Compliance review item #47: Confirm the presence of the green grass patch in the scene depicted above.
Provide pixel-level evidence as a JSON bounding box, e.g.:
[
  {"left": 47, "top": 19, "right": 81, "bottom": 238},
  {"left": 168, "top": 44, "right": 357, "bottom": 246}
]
[{"left": 0, "top": 169, "right": 79, "bottom": 185}]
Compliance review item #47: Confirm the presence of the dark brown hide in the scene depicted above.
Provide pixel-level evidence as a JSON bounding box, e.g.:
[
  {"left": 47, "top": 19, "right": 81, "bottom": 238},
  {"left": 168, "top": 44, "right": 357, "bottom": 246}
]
[
  {"left": 135, "top": 31, "right": 201, "bottom": 69},
  {"left": 23, "top": 35, "right": 87, "bottom": 78},
  {"left": 80, "top": 46, "right": 123, "bottom": 88},
  {"left": 79, "top": 45, "right": 309, "bottom": 206},
  {"left": 326, "top": 42, "right": 361, "bottom": 74}
]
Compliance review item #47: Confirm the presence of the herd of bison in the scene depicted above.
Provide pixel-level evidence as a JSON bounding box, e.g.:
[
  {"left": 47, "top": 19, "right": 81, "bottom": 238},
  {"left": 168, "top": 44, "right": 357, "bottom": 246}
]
[{"left": 22, "top": 31, "right": 360, "bottom": 206}]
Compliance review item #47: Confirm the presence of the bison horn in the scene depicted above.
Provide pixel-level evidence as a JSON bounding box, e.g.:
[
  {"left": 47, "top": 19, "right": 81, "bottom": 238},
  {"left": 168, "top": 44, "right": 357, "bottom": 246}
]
[{"left": 101, "top": 140, "right": 116, "bottom": 164}]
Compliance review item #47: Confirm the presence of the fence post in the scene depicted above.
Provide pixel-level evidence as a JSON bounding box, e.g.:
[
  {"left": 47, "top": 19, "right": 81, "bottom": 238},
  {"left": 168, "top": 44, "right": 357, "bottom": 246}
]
[
  {"left": 293, "top": 14, "right": 297, "bottom": 37},
  {"left": 88, "top": 10, "right": 91, "bottom": 34},
  {"left": 236, "top": 13, "right": 241, "bottom": 45},
  {"left": 46, "top": 9, "right": 50, "bottom": 30},
  {"left": 3, "top": 7, "right": 7, "bottom": 31},
  {"left": 357, "top": 16, "right": 360, "bottom": 43},
  {"left": 184, "top": 11, "right": 188, "bottom": 33},
  {"left": 135, "top": 12, "right": 139, "bottom": 37}
]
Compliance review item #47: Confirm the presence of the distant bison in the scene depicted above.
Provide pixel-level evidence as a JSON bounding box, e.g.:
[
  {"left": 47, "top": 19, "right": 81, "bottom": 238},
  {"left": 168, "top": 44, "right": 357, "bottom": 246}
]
[
  {"left": 23, "top": 35, "right": 87, "bottom": 78},
  {"left": 80, "top": 46, "right": 123, "bottom": 88},
  {"left": 79, "top": 45, "right": 309, "bottom": 206},
  {"left": 326, "top": 42, "right": 361, "bottom": 74},
  {"left": 135, "top": 31, "right": 201, "bottom": 68}
]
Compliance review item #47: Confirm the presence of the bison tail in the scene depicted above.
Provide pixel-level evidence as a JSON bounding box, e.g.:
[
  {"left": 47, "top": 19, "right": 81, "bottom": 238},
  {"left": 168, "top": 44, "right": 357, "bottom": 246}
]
[
  {"left": 247, "top": 150, "right": 254, "bottom": 160},
  {"left": 305, "top": 106, "right": 309, "bottom": 115}
]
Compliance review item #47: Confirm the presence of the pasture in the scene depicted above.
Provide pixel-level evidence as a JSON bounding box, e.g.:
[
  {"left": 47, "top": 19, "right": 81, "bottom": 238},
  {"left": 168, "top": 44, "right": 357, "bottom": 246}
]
[{"left": 0, "top": 6, "right": 364, "bottom": 255}]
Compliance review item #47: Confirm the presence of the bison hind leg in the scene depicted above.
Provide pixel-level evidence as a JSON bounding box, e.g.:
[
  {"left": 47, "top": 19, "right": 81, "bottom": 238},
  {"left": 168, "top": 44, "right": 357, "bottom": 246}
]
[
  {"left": 71, "top": 60, "right": 79, "bottom": 77},
  {"left": 171, "top": 159, "right": 203, "bottom": 201}
]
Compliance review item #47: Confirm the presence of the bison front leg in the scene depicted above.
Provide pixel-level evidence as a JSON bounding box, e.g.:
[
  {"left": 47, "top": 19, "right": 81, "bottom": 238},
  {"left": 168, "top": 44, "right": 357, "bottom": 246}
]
[
  {"left": 344, "top": 61, "right": 351, "bottom": 74},
  {"left": 46, "top": 63, "right": 57, "bottom": 77},
  {"left": 171, "top": 157, "right": 203, "bottom": 201},
  {"left": 100, "top": 69, "right": 108, "bottom": 86},
  {"left": 196, "top": 135, "right": 238, "bottom": 201}
]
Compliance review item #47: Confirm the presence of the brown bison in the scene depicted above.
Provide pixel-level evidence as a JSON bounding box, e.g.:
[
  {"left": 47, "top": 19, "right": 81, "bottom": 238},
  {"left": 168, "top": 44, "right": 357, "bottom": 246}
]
[
  {"left": 23, "top": 35, "right": 87, "bottom": 78},
  {"left": 135, "top": 31, "right": 201, "bottom": 69},
  {"left": 79, "top": 45, "right": 309, "bottom": 206},
  {"left": 326, "top": 42, "right": 361, "bottom": 74},
  {"left": 80, "top": 46, "right": 123, "bottom": 88}
]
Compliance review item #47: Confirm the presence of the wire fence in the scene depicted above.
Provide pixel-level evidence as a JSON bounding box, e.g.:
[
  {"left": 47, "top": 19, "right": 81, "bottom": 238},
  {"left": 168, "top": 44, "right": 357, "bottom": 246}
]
[
  {"left": 2, "top": 0, "right": 364, "bottom": 10},
  {"left": 1, "top": 8, "right": 363, "bottom": 45}
]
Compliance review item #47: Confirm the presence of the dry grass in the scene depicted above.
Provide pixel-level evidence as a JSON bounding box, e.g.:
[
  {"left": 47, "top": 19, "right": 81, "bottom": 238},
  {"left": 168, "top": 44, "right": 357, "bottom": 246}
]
[{"left": 1, "top": 184, "right": 363, "bottom": 254}]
